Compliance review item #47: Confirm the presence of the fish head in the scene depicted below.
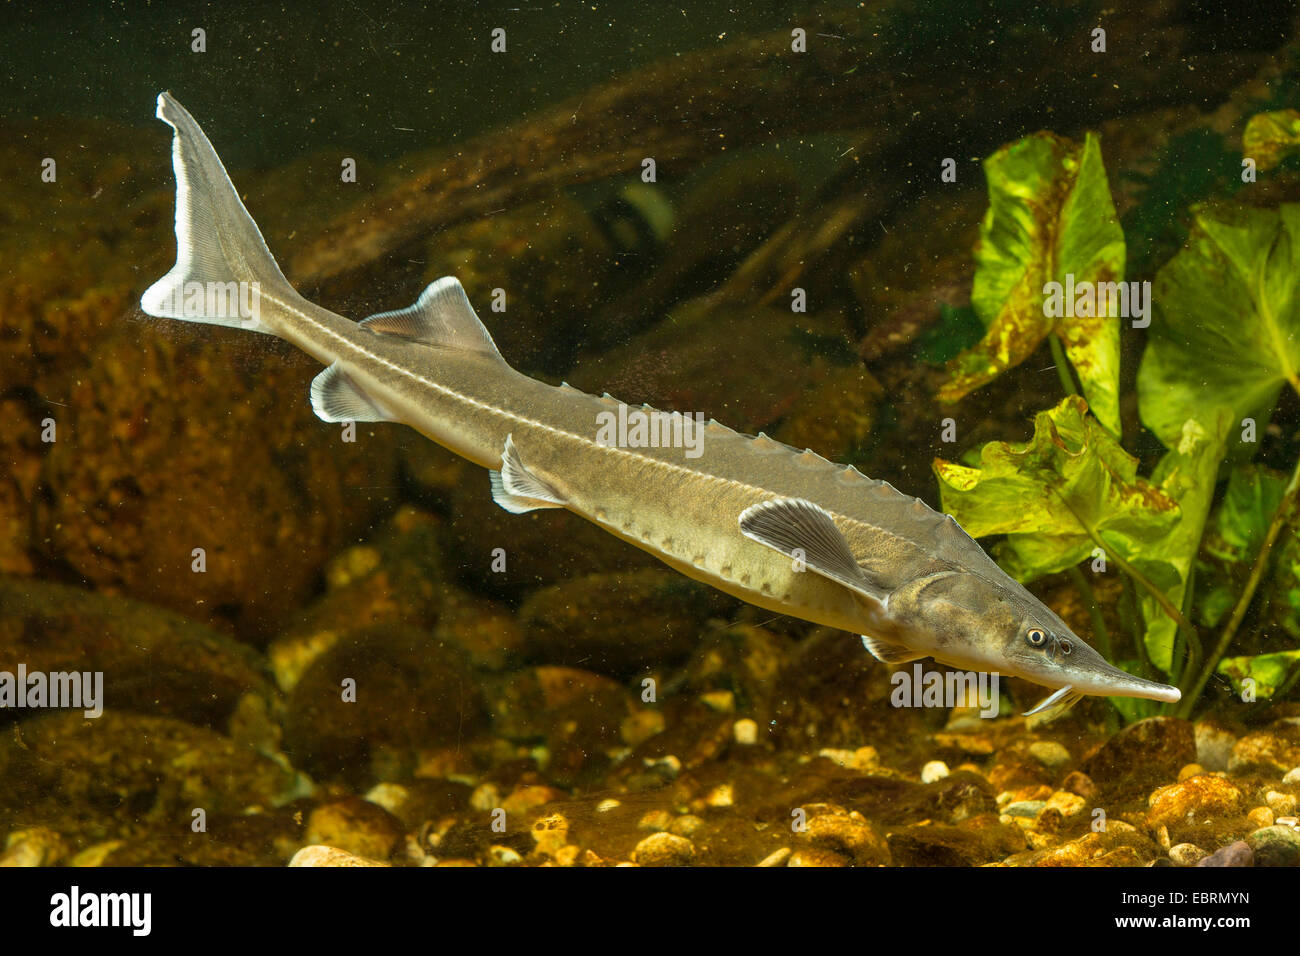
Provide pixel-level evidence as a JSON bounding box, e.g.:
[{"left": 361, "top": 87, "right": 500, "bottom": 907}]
[{"left": 890, "top": 569, "right": 1180, "bottom": 704}]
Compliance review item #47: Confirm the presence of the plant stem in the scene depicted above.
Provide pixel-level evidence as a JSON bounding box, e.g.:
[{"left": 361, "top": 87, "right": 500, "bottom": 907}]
[
  {"left": 1050, "top": 487, "right": 1199, "bottom": 642},
  {"left": 1067, "top": 565, "right": 1111, "bottom": 659},
  {"left": 1176, "top": 564, "right": 1202, "bottom": 694},
  {"left": 1180, "top": 450, "right": 1300, "bottom": 716},
  {"left": 1048, "top": 334, "right": 1079, "bottom": 398}
]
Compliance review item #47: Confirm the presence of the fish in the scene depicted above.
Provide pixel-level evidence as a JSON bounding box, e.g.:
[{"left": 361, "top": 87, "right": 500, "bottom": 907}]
[{"left": 139, "top": 92, "right": 1181, "bottom": 719}]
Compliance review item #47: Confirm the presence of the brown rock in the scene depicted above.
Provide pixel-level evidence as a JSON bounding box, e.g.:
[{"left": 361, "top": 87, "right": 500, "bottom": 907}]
[
  {"left": 798, "top": 807, "right": 890, "bottom": 866},
  {"left": 33, "top": 325, "right": 399, "bottom": 637},
  {"left": 0, "top": 711, "right": 304, "bottom": 842},
  {"left": 889, "top": 820, "right": 1022, "bottom": 866},
  {"left": 1229, "top": 723, "right": 1300, "bottom": 776},
  {"left": 304, "top": 797, "right": 403, "bottom": 861},
  {"left": 0, "top": 577, "right": 273, "bottom": 730},
  {"left": 1081, "top": 717, "right": 1195, "bottom": 800},
  {"left": 283, "top": 625, "right": 487, "bottom": 785},
  {"left": 289, "top": 845, "right": 390, "bottom": 867},
  {"left": 1145, "top": 776, "right": 1244, "bottom": 835},
  {"left": 519, "top": 568, "right": 733, "bottom": 675},
  {"left": 632, "top": 832, "right": 696, "bottom": 866}
]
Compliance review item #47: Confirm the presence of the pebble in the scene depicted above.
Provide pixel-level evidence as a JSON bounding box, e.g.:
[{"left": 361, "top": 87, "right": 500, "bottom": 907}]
[
  {"left": 733, "top": 718, "right": 759, "bottom": 745},
  {"left": 1193, "top": 721, "right": 1236, "bottom": 772},
  {"left": 469, "top": 783, "right": 501, "bottom": 812},
  {"left": 502, "top": 785, "right": 566, "bottom": 816},
  {"left": 921, "top": 760, "right": 950, "bottom": 783},
  {"left": 756, "top": 847, "right": 791, "bottom": 867},
  {"left": 1044, "top": 790, "right": 1086, "bottom": 818},
  {"left": 637, "top": 809, "right": 673, "bottom": 832},
  {"left": 1247, "top": 807, "right": 1275, "bottom": 829},
  {"left": 1177, "top": 763, "right": 1204, "bottom": 781},
  {"left": 1061, "top": 770, "right": 1098, "bottom": 799},
  {"left": 305, "top": 798, "right": 403, "bottom": 861},
  {"left": 289, "top": 845, "right": 390, "bottom": 867},
  {"left": 620, "top": 709, "right": 665, "bottom": 747},
  {"left": 1028, "top": 741, "right": 1072, "bottom": 769},
  {"left": 632, "top": 832, "right": 696, "bottom": 866},
  {"left": 1229, "top": 726, "right": 1300, "bottom": 775},
  {"left": 0, "top": 828, "right": 66, "bottom": 867},
  {"left": 363, "top": 782, "right": 410, "bottom": 816},
  {"left": 670, "top": 814, "right": 705, "bottom": 838},
  {"left": 1265, "top": 790, "right": 1297, "bottom": 816},
  {"left": 487, "top": 845, "right": 524, "bottom": 866},
  {"left": 1196, "top": 840, "right": 1253, "bottom": 867},
  {"left": 595, "top": 798, "right": 622, "bottom": 813},
  {"left": 700, "top": 690, "right": 735, "bottom": 712},
  {"left": 531, "top": 813, "right": 570, "bottom": 855},
  {"left": 800, "top": 812, "right": 890, "bottom": 865},
  {"left": 1246, "top": 825, "right": 1300, "bottom": 866},
  {"left": 552, "top": 845, "right": 582, "bottom": 867},
  {"left": 706, "top": 783, "right": 735, "bottom": 808},
  {"left": 1282, "top": 766, "right": 1300, "bottom": 786},
  {"left": 816, "top": 746, "right": 879, "bottom": 771},
  {"left": 642, "top": 755, "right": 682, "bottom": 778},
  {"left": 787, "top": 848, "right": 849, "bottom": 867},
  {"left": 1168, "top": 843, "right": 1207, "bottom": 866}
]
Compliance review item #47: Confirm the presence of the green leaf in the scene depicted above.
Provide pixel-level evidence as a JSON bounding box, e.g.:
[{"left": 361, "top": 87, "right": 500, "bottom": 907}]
[
  {"left": 939, "top": 132, "right": 1125, "bottom": 433},
  {"left": 1137, "top": 203, "right": 1300, "bottom": 456},
  {"left": 1134, "top": 413, "right": 1231, "bottom": 672},
  {"left": 1273, "top": 533, "right": 1300, "bottom": 642},
  {"left": 913, "top": 303, "right": 984, "bottom": 365},
  {"left": 1217, "top": 649, "right": 1300, "bottom": 699},
  {"left": 1205, "top": 465, "right": 1287, "bottom": 564},
  {"left": 1243, "top": 109, "right": 1300, "bottom": 172},
  {"left": 933, "top": 396, "right": 1179, "bottom": 582}
]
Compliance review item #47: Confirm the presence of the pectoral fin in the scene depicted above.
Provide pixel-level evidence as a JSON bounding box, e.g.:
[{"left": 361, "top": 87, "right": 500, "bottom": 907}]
[
  {"left": 859, "top": 634, "right": 926, "bottom": 664},
  {"left": 738, "top": 497, "right": 888, "bottom": 605},
  {"left": 490, "top": 434, "right": 568, "bottom": 514}
]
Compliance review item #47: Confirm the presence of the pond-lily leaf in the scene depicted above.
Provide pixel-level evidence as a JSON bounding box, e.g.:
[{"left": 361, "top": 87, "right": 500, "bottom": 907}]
[
  {"left": 1274, "top": 533, "right": 1300, "bottom": 642},
  {"left": 1205, "top": 464, "right": 1287, "bottom": 565},
  {"left": 1133, "top": 412, "right": 1231, "bottom": 673},
  {"left": 933, "top": 396, "right": 1179, "bottom": 583},
  {"left": 939, "top": 132, "right": 1125, "bottom": 433},
  {"left": 1217, "top": 649, "right": 1300, "bottom": 699},
  {"left": 1242, "top": 109, "right": 1300, "bottom": 172},
  {"left": 1137, "top": 203, "right": 1300, "bottom": 457}
]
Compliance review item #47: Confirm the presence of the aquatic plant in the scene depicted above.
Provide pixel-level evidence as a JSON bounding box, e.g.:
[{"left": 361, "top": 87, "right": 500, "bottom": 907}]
[{"left": 930, "top": 123, "right": 1300, "bottom": 720}]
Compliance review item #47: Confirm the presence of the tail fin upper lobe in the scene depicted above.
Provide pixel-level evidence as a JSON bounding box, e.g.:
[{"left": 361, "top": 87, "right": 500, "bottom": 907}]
[{"left": 140, "top": 92, "right": 297, "bottom": 332}]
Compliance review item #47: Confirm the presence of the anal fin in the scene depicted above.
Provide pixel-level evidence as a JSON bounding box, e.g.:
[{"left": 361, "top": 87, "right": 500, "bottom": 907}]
[
  {"left": 490, "top": 434, "right": 568, "bottom": 514},
  {"left": 738, "top": 497, "right": 888, "bottom": 606}
]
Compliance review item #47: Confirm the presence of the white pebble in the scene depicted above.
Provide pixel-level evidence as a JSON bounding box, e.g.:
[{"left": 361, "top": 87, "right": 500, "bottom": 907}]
[
  {"left": 921, "top": 760, "right": 951, "bottom": 783},
  {"left": 733, "top": 719, "right": 758, "bottom": 745}
]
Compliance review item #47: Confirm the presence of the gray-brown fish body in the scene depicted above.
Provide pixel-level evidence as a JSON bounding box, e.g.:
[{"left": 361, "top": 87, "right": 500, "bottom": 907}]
[{"left": 140, "top": 93, "right": 1180, "bottom": 717}]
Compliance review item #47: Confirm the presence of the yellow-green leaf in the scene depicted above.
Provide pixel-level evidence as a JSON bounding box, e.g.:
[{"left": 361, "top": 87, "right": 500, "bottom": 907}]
[
  {"left": 1243, "top": 109, "right": 1300, "bottom": 171},
  {"left": 939, "top": 132, "right": 1124, "bottom": 433}
]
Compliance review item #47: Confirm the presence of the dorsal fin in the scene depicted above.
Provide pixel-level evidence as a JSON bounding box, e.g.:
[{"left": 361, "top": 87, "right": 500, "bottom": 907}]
[{"left": 360, "top": 277, "right": 503, "bottom": 360}]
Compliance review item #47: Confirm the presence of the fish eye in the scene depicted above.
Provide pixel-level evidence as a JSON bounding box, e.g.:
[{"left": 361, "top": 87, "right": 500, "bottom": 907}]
[{"left": 1026, "top": 627, "right": 1047, "bottom": 647}]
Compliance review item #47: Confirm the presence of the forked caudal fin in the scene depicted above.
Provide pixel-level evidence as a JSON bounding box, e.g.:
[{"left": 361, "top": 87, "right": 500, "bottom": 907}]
[{"left": 139, "top": 92, "right": 299, "bottom": 332}]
